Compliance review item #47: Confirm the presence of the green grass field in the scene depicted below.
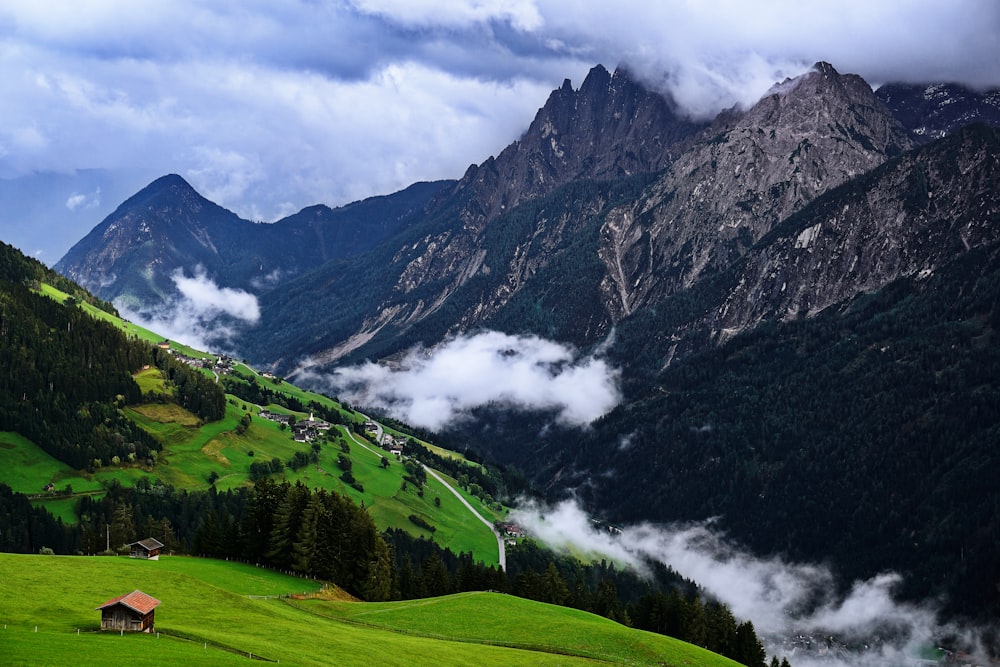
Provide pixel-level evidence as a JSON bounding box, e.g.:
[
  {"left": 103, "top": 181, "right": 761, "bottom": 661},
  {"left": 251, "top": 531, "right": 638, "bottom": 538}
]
[
  {"left": 0, "top": 432, "right": 103, "bottom": 496},
  {"left": 15, "top": 403, "right": 502, "bottom": 564},
  {"left": 0, "top": 553, "right": 742, "bottom": 667},
  {"left": 19, "top": 282, "right": 506, "bottom": 565}
]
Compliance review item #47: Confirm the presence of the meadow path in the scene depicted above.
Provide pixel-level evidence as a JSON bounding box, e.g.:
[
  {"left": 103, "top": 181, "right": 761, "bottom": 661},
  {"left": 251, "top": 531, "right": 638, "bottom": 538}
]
[
  {"left": 423, "top": 465, "right": 506, "bottom": 571},
  {"left": 353, "top": 413, "right": 506, "bottom": 570}
]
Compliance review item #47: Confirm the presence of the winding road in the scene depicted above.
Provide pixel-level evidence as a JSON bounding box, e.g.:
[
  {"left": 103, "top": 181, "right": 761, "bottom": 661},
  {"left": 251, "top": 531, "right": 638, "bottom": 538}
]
[
  {"left": 423, "top": 465, "right": 506, "bottom": 570},
  {"left": 350, "top": 414, "right": 506, "bottom": 570}
]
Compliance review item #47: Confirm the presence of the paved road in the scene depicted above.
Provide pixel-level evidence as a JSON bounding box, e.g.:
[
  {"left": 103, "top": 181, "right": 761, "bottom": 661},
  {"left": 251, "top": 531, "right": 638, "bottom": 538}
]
[
  {"left": 343, "top": 425, "right": 385, "bottom": 459},
  {"left": 355, "top": 413, "right": 506, "bottom": 570},
  {"left": 423, "top": 465, "right": 506, "bottom": 571}
]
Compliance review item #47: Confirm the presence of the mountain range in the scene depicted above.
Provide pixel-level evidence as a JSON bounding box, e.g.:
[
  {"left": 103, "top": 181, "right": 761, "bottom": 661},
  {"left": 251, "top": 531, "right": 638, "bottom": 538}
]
[{"left": 54, "top": 62, "right": 1000, "bottom": 621}]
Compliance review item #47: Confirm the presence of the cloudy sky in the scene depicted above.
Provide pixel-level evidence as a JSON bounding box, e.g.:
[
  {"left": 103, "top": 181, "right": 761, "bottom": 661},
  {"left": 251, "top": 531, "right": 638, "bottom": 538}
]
[{"left": 1, "top": 0, "right": 998, "bottom": 262}]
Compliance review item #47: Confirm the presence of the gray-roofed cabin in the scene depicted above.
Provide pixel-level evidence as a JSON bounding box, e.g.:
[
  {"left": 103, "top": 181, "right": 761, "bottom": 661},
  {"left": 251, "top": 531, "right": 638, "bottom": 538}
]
[{"left": 128, "top": 537, "right": 165, "bottom": 560}]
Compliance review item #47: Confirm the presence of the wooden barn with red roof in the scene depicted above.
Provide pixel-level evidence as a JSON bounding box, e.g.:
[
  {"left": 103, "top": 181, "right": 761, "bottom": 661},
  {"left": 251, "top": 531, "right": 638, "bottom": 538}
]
[{"left": 95, "top": 590, "right": 161, "bottom": 632}]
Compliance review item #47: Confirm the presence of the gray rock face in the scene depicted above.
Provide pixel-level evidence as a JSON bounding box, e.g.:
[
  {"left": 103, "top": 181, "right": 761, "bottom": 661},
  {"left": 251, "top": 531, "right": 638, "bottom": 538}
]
[
  {"left": 598, "top": 62, "right": 914, "bottom": 318},
  {"left": 278, "top": 63, "right": 993, "bottom": 372},
  {"left": 351, "top": 66, "right": 705, "bottom": 348},
  {"left": 55, "top": 174, "right": 246, "bottom": 305},
  {"left": 452, "top": 64, "right": 704, "bottom": 229},
  {"left": 709, "top": 123, "right": 1000, "bottom": 341},
  {"left": 877, "top": 81, "right": 1000, "bottom": 142}
]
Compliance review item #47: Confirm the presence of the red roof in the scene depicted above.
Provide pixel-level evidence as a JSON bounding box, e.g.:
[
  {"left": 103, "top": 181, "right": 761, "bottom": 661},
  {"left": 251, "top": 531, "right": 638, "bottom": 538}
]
[{"left": 96, "top": 590, "right": 161, "bottom": 615}]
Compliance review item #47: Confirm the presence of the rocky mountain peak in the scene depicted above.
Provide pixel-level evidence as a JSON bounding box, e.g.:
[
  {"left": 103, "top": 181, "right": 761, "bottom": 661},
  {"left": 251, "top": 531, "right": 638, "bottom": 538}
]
[
  {"left": 55, "top": 174, "right": 246, "bottom": 303},
  {"left": 598, "top": 63, "right": 914, "bottom": 317},
  {"left": 450, "top": 64, "right": 706, "bottom": 230}
]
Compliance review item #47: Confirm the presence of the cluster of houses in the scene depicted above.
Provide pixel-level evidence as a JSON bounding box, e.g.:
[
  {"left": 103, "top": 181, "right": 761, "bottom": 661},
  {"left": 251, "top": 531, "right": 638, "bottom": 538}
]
[
  {"left": 365, "top": 421, "right": 405, "bottom": 456},
  {"left": 499, "top": 522, "right": 526, "bottom": 546},
  {"left": 259, "top": 410, "right": 332, "bottom": 442},
  {"left": 155, "top": 341, "right": 234, "bottom": 375}
]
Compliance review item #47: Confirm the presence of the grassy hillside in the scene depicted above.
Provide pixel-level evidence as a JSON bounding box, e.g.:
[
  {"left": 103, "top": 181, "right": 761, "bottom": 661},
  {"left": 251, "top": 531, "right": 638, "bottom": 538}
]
[
  {"left": 16, "top": 281, "right": 505, "bottom": 565},
  {"left": 0, "top": 553, "right": 741, "bottom": 667}
]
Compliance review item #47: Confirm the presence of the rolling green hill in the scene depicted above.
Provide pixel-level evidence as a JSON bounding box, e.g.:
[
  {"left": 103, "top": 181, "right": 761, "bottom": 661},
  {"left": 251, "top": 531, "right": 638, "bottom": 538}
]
[
  {"left": 0, "top": 240, "right": 777, "bottom": 664},
  {"left": 0, "top": 553, "right": 742, "bottom": 667},
  {"left": 5, "top": 270, "right": 505, "bottom": 566}
]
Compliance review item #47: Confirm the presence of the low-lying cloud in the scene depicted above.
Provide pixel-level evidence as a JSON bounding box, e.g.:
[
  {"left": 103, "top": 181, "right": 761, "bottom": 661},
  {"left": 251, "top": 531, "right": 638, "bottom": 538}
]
[
  {"left": 171, "top": 268, "right": 260, "bottom": 322},
  {"left": 309, "top": 331, "right": 620, "bottom": 431},
  {"left": 512, "top": 499, "right": 989, "bottom": 666},
  {"left": 117, "top": 266, "right": 258, "bottom": 352}
]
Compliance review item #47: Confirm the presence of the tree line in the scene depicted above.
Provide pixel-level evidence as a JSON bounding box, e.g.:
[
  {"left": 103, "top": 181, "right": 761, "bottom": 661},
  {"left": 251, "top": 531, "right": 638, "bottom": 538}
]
[
  {"left": 0, "top": 477, "right": 777, "bottom": 666},
  {"left": 0, "top": 279, "right": 224, "bottom": 469}
]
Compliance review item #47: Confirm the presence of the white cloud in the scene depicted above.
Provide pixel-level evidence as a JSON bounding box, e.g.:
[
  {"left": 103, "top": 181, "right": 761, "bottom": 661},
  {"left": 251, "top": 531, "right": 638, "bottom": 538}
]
[
  {"left": 117, "top": 266, "right": 259, "bottom": 351},
  {"left": 64, "top": 187, "right": 100, "bottom": 211},
  {"left": 349, "top": 0, "right": 544, "bottom": 31},
  {"left": 171, "top": 267, "right": 260, "bottom": 322},
  {"left": 511, "top": 499, "right": 989, "bottom": 666},
  {"left": 310, "top": 331, "right": 621, "bottom": 431}
]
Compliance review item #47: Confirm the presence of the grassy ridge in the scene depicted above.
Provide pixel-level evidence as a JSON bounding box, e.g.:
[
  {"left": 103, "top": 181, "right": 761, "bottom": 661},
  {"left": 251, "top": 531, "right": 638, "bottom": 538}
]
[
  {"left": 19, "top": 393, "right": 501, "bottom": 563},
  {"left": 296, "top": 592, "right": 747, "bottom": 666},
  {"left": 0, "top": 553, "right": 740, "bottom": 666},
  {"left": 21, "top": 281, "right": 505, "bottom": 564}
]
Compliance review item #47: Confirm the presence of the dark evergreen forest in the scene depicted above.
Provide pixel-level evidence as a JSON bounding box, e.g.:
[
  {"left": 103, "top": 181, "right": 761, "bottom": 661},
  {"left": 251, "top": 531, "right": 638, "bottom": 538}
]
[
  {"left": 439, "top": 237, "right": 1000, "bottom": 621},
  {"left": 0, "top": 242, "right": 223, "bottom": 469}
]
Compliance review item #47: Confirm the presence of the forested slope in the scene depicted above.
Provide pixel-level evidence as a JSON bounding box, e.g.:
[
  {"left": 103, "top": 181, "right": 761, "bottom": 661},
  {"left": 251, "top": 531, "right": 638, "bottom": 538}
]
[{"left": 0, "top": 241, "right": 223, "bottom": 469}]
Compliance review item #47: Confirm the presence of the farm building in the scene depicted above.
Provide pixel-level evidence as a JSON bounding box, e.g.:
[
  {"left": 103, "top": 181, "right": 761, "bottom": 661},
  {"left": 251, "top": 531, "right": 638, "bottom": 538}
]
[
  {"left": 95, "top": 590, "right": 161, "bottom": 632},
  {"left": 128, "top": 537, "right": 165, "bottom": 560}
]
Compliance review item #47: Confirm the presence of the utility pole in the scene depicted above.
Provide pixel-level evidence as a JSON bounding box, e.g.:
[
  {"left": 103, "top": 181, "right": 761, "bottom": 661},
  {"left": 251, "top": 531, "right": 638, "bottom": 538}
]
[{"left": 106, "top": 523, "right": 110, "bottom": 552}]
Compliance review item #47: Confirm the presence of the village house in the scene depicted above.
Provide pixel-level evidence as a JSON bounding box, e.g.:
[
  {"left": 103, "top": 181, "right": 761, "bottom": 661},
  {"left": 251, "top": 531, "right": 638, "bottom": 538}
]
[
  {"left": 128, "top": 537, "right": 165, "bottom": 560},
  {"left": 96, "top": 590, "right": 161, "bottom": 633},
  {"left": 259, "top": 410, "right": 293, "bottom": 425},
  {"left": 293, "top": 413, "right": 331, "bottom": 442},
  {"left": 500, "top": 523, "right": 525, "bottom": 539}
]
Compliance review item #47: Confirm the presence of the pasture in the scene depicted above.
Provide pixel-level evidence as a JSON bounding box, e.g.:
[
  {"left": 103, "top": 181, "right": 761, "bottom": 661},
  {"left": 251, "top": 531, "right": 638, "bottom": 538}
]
[{"left": 0, "top": 553, "right": 740, "bottom": 667}]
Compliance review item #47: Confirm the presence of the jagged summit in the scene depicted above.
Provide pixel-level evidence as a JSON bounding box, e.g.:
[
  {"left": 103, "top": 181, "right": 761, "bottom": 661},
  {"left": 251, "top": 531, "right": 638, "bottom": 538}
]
[
  {"left": 450, "top": 63, "right": 706, "bottom": 230},
  {"left": 597, "top": 62, "right": 914, "bottom": 316}
]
